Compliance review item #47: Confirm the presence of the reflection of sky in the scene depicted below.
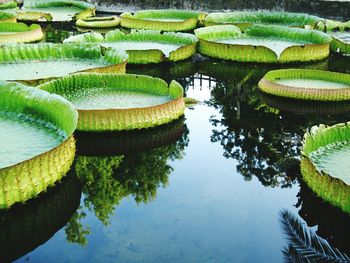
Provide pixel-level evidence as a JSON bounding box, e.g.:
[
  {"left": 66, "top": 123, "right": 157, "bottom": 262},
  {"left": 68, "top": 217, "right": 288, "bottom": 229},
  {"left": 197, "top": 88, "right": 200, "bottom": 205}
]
[
  {"left": 16, "top": 74, "right": 299, "bottom": 263},
  {"left": 186, "top": 74, "right": 215, "bottom": 102}
]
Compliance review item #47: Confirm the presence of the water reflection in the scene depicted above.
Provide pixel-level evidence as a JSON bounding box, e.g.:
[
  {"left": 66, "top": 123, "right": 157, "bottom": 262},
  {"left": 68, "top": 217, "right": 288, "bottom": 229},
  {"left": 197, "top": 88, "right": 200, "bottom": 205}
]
[
  {"left": 260, "top": 92, "right": 350, "bottom": 115},
  {"left": 67, "top": 120, "right": 189, "bottom": 242},
  {"left": 296, "top": 180, "right": 350, "bottom": 255},
  {"left": 126, "top": 61, "right": 197, "bottom": 83},
  {"left": 0, "top": 175, "right": 82, "bottom": 262},
  {"left": 199, "top": 60, "right": 350, "bottom": 188},
  {"left": 279, "top": 209, "right": 350, "bottom": 263}
]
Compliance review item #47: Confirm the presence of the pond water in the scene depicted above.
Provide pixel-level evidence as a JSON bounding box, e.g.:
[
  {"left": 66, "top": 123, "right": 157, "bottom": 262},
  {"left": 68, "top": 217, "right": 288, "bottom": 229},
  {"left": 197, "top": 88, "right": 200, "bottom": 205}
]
[{"left": 1, "top": 3, "right": 350, "bottom": 263}]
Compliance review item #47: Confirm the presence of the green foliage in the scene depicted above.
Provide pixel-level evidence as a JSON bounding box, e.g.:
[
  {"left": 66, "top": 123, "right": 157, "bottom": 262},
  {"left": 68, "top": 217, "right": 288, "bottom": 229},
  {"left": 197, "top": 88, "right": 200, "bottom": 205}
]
[
  {"left": 195, "top": 24, "right": 331, "bottom": 63},
  {"left": 23, "top": 0, "right": 94, "bottom": 10},
  {"left": 259, "top": 69, "right": 350, "bottom": 101},
  {"left": 0, "top": 11, "right": 16, "bottom": 19},
  {"left": 120, "top": 9, "right": 205, "bottom": 32},
  {"left": 0, "top": 80, "right": 77, "bottom": 137},
  {"left": 0, "top": 1, "right": 17, "bottom": 10},
  {"left": 73, "top": 123, "right": 189, "bottom": 225}
]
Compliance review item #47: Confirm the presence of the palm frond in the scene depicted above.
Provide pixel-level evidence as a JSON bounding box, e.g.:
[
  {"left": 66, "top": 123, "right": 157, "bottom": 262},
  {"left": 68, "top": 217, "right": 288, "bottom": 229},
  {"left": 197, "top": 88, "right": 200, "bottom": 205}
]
[{"left": 279, "top": 209, "right": 350, "bottom": 263}]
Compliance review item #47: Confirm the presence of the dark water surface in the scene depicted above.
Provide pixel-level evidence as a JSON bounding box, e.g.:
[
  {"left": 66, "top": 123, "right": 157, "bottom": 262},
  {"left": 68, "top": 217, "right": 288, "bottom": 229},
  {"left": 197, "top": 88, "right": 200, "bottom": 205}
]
[{"left": 1, "top": 2, "right": 350, "bottom": 263}]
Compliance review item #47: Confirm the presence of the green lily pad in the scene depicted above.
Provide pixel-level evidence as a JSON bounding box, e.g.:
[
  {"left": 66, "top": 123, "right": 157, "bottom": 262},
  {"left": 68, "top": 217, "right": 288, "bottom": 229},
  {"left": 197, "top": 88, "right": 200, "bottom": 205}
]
[
  {"left": 0, "top": 22, "right": 44, "bottom": 43},
  {"left": 0, "top": 80, "right": 78, "bottom": 209},
  {"left": 120, "top": 9, "right": 206, "bottom": 32},
  {"left": 0, "top": 43, "right": 128, "bottom": 83},
  {"left": 0, "top": 11, "right": 16, "bottom": 22},
  {"left": 0, "top": 1, "right": 17, "bottom": 10},
  {"left": 259, "top": 69, "right": 350, "bottom": 101},
  {"left": 64, "top": 30, "right": 198, "bottom": 64},
  {"left": 204, "top": 11, "right": 342, "bottom": 31},
  {"left": 76, "top": 15, "right": 121, "bottom": 28},
  {"left": 301, "top": 123, "right": 350, "bottom": 214},
  {"left": 21, "top": 0, "right": 95, "bottom": 22},
  {"left": 195, "top": 24, "right": 332, "bottom": 63},
  {"left": 39, "top": 73, "right": 185, "bottom": 132},
  {"left": 329, "top": 31, "right": 350, "bottom": 55}
]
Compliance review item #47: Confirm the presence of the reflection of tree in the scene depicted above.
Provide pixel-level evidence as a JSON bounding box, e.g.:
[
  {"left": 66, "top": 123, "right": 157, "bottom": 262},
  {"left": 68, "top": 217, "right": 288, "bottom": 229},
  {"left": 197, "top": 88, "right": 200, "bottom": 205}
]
[
  {"left": 279, "top": 209, "right": 350, "bottom": 263},
  {"left": 296, "top": 179, "right": 350, "bottom": 255},
  {"left": 204, "top": 60, "right": 350, "bottom": 188},
  {"left": 42, "top": 24, "right": 79, "bottom": 43},
  {"left": 65, "top": 207, "right": 90, "bottom": 246},
  {"left": 71, "top": 122, "right": 189, "bottom": 229}
]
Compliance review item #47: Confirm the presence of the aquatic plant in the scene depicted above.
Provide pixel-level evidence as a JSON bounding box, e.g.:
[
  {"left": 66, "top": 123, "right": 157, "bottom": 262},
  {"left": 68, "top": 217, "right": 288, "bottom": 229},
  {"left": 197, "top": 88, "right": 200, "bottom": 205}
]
[
  {"left": 279, "top": 210, "right": 350, "bottom": 263},
  {"left": 301, "top": 122, "right": 350, "bottom": 214},
  {"left": 64, "top": 30, "right": 198, "bottom": 64},
  {"left": 39, "top": 73, "right": 185, "bottom": 131},
  {"left": 76, "top": 16, "right": 120, "bottom": 28},
  {"left": 0, "top": 1, "right": 17, "bottom": 10},
  {"left": 204, "top": 12, "right": 342, "bottom": 31},
  {"left": 0, "top": 11, "right": 16, "bottom": 22},
  {"left": 21, "top": 0, "right": 95, "bottom": 22},
  {"left": 194, "top": 24, "right": 332, "bottom": 63},
  {"left": 120, "top": 9, "right": 206, "bottom": 32},
  {"left": 259, "top": 69, "right": 350, "bottom": 101},
  {"left": 329, "top": 30, "right": 350, "bottom": 55},
  {"left": 0, "top": 81, "right": 78, "bottom": 209},
  {"left": 0, "top": 43, "right": 128, "bottom": 83},
  {"left": 0, "top": 22, "right": 44, "bottom": 43}
]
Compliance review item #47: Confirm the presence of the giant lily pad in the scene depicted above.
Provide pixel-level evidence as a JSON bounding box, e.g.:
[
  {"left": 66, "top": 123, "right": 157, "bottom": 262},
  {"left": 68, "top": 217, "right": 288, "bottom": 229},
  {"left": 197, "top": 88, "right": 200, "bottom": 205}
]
[
  {"left": 258, "top": 69, "right": 350, "bottom": 101},
  {"left": 0, "top": 43, "right": 128, "bottom": 83},
  {"left": 0, "top": 81, "right": 78, "bottom": 209},
  {"left": 76, "top": 15, "right": 120, "bottom": 28},
  {"left": 204, "top": 11, "right": 342, "bottom": 31},
  {"left": 0, "top": 11, "right": 16, "bottom": 22},
  {"left": 329, "top": 30, "right": 350, "bottom": 55},
  {"left": 120, "top": 10, "right": 206, "bottom": 32},
  {"left": 39, "top": 73, "right": 185, "bottom": 131},
  {"left": 194, "top": 24, "right": 332, "bottom": 63},
  {"left": 22, "top": 0, "right": 95, "bottom": 22},
  {"left": 64, "top": 30, "right": 198, "bottom": 64},
  {"left": 301, "top": 123, "right": 350, "bottom": 213},
  {"left": 0, "top": 1, "right": 17, "bottom": 10},
  {"left": 0, "top": 22, "right": 44, "bottom": 43}
]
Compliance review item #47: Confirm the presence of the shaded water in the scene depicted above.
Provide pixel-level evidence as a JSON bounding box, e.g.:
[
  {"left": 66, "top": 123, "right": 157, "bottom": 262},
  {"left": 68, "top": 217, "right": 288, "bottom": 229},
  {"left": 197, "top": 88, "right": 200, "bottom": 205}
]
[{"left": 1, "top": 2, "right": 350, "bottom": 263}]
